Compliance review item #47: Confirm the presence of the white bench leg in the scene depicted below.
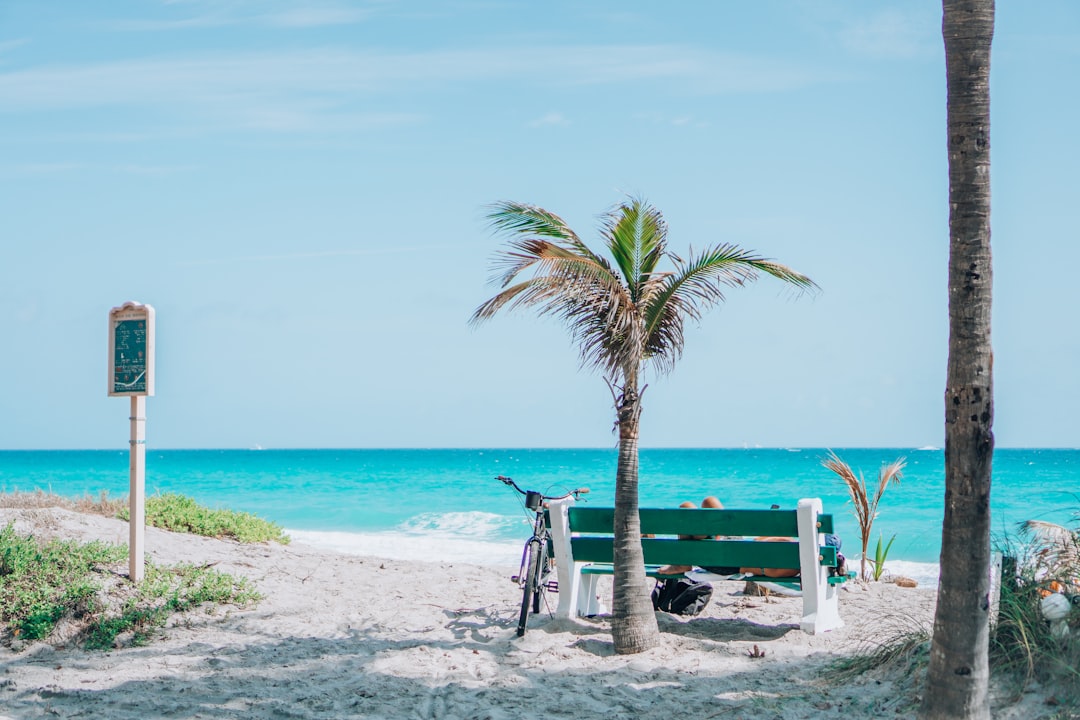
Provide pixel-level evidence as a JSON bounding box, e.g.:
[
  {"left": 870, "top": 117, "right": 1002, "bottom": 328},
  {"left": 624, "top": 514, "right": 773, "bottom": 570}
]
[
  {"left": 577, "top": 573, "right": 607, "bottom": 616},
  {"left": 797, "top": 498, "right": 843, "bottom": 634},
  {"left": 548, "top": 497, "right": 580, "bottom": 619},
  {"left": 548, "top": 497, "right": 609, "bottom": 618}
]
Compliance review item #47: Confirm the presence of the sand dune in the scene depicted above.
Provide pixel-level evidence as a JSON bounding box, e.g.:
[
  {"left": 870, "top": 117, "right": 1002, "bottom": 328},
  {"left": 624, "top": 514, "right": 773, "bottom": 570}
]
[{"left": 0, "top": 508, "right": 1055, "bottom": 719}]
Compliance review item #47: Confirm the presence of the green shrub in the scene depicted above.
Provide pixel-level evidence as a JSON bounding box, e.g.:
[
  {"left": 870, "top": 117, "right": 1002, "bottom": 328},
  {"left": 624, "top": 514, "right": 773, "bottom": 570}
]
[
  {"left": 0, "top": 522, "right": 261, "bottom": 650},
  {"left": 118, "top": 493, "right": 289, "bottom": 544},
  {"left": 0, "top": 523, "right": 125, "bottom": 641},
  {"left": 992, "top": 516, "right": 1080, "bottom": 704}
]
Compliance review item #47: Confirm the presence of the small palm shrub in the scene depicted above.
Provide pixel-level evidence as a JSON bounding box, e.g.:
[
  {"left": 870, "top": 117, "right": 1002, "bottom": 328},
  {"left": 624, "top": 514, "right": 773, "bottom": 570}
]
[
  {"left": 870, "top": 533, "right": 897, "bottom": 582},
  {"left": 823, "top": 451, "right": 906, "bottom": 581}
]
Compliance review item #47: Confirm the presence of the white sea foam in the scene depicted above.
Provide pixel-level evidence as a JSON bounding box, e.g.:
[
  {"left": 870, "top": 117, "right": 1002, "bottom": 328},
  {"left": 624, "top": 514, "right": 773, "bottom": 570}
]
[
  {"left": 850, "top": 558, "right": 940, "bottom": 588},
  {"left": 396, "top": 511, "right": 519, "bottom": 539},
  {"left": 288, "top": 528, "right": 522, "bottom": 567}
]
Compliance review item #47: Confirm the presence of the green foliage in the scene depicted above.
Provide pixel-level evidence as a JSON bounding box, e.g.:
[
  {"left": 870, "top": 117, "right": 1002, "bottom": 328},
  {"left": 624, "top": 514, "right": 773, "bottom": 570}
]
[
  {"left": 474, "top": 198, "right": 818, "bottom": 380},
  {"left": 0, "top": 522, "right": 261, "bottom": 650},
  {"left": 117, "top": 493, "right": 289, "bottom": 544},
  {"left": 0, "top": 523, "right": 125, "bottom": 641},
  {"left": 870, "top": 533, "right": 896, "bottom": 582},
  {"left": 82, "top": 563, "right": 260, "bottom": 650},
  {"left": 991, "top": 518, "right": 1080, "bottom": 705}
]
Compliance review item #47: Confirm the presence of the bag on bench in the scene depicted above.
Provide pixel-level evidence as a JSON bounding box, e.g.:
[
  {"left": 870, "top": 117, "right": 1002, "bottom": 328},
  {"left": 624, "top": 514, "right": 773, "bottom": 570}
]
[{"left": 651, "top": 578, "right": 713, "bottom": 616}]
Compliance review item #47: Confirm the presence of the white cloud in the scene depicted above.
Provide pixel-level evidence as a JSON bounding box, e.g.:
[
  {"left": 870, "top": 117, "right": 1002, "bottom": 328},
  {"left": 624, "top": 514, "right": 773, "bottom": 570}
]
[
  {"left": 0, "top": 39, "right": 30, "bottom": 54},
  {"left": 633, "top": 112, "right": 707, "bottom": 129},
  {"left": 839, "top": 8, "right": 938, "bottom": 60},
  {"left": 0, "top": 162, "right": 200, "bottom": 178},
  {"left": 266, "top": 8, "right": 373, "bottom": 27},
  {"left": 528, "top": 112, "right": 569, "bottom": 128},
  {"left": 0, "top": 45, "right": 838, "bottom": 136},
  {"left": 116, "top": 163, "right": 198, "bottom": 176},
  {"left": 0, "top": 44, "right": 835, "bottom": 107},
  {"left": 105, "top": 1, "right": 372, "bottom": 31},
  {"left": 177, "top": 245, "right": 445, "bottom": 267},
  {"left": 0, "top": 162, "right": 83, "bottom": 177}
]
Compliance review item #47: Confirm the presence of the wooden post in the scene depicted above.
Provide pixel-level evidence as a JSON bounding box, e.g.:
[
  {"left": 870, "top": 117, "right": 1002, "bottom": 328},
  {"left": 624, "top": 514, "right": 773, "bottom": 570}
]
[{"left": 129, "top": 395, "right": 146, "bottom": 582}]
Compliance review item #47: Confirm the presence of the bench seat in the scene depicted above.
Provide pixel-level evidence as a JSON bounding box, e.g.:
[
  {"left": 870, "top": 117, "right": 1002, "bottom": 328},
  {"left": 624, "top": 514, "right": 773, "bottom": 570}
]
[
  {"left": 577, "top": 561, "right": 852, "bottom": 588},
  {"left": 546, "top": 497, "right": 850, "bottom": 634}
]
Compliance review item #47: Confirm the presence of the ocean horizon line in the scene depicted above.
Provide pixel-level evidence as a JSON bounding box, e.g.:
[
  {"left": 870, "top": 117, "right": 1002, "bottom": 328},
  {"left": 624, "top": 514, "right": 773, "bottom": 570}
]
[{"left": 2, "top": 445, "right": 1079, "bottom": 452}]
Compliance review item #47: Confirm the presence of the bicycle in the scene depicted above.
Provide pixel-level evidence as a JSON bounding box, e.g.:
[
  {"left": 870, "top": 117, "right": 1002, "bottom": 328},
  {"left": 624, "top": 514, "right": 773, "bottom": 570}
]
[{"left": 497, "top": 475, "right": 589, "bottom": 636}]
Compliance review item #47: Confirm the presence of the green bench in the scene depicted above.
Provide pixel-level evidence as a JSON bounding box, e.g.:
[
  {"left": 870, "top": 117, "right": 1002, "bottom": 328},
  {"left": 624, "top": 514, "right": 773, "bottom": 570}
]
[{"left": 546, "top": 497, "right": 850, "bottom": 634}]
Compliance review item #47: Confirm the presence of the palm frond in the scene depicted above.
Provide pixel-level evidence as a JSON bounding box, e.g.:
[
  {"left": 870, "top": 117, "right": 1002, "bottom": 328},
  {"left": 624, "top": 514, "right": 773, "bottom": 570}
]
[
  {"left": 486, "top": 201, "right": 608, "bottom": 280},
  {"left": 601, "top": 197, "right": 667, "bottom": 301},
  {"left": 867, "top": 458, "right": 906, "bottom": 520},
  {"left": 475, "top": 197, "right": 817, "bottom": 382},
  {"left": 640, "top": 244, "right": 817, "bottom": 374},
  {"left": 1018, "top": 520, "right": 1080, "bottom": 567},
  {"left": 486, "top": 201, "right": 581, "bottom": 244},
  {"left": 471, "top": 223, "right": 640, "bottom": 376},
  {"left": 824, "top": 451, "right": 871, "bottom": 528}
]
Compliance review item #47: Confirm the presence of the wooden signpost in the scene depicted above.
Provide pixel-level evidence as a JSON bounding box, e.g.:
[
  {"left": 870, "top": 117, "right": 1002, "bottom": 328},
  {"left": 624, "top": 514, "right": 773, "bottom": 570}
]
[{"left": 108, "top": 301, "right": 155, "bottom": 583}]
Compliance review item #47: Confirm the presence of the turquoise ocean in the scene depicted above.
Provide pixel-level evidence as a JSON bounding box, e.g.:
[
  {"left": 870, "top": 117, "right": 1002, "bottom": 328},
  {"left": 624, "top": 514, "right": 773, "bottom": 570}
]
[{"left": 2, "top": 448, "right": 1077, "bottom": 587}]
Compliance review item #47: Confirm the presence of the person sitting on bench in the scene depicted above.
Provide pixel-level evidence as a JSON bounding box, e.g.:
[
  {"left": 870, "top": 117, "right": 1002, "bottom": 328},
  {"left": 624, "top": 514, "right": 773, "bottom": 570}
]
[{"left": 657, "top": 496, "right": 800, "bottom": 578}]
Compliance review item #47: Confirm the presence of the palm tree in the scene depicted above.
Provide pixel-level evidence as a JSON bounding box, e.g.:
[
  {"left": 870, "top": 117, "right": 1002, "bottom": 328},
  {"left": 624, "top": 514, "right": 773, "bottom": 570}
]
[
  {"left": 920, "top": 1, "right": 995, "bottom": 718},
  {"left": 472, "top": 197, "right": 816, "bottom": 654}
]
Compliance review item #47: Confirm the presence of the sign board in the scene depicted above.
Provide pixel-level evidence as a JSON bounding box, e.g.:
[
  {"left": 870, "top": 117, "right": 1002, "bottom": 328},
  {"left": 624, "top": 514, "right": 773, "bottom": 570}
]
[{"left": 108, "top": 302, "right": 155, "bottom": 397}]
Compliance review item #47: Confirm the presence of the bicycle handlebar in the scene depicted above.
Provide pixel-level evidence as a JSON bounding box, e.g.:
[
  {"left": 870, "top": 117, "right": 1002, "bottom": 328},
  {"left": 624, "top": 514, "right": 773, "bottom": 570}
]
[{"left": 496, "top": 475, "right": 589, "bottom": 500}]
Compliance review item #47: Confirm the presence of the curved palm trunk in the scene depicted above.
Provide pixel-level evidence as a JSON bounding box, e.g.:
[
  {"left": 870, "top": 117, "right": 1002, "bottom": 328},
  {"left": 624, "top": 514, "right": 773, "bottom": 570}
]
[
  {"left": 610, "top": 376, "right": 660, "bottom": 654},
  {"left": 921, "top": 2, "right": 994, "bottom": 718}
]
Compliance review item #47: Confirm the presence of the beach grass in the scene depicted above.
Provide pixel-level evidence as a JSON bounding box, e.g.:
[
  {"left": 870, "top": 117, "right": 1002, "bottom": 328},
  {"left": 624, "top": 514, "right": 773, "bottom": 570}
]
[
  {"left": 990, "top": 519, "right": 1080, "bottom": 706},
  {"left": 0, "top": 522, "right": 261, "bottom": 650},
  {"left": 0, "top": 490, "right": 289, "bottom": 544},
  {"left": 0, "top": 489, "right": 126, "bottom": 516},
  {"left": 828, "top": 607, "right": 931, "bottom": 681}
]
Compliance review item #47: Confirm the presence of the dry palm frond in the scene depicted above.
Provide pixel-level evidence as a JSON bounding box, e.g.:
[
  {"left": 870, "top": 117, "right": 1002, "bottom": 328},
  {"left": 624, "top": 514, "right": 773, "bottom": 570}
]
[
  {"left": 1017, "top": 519, "right": 1080, "bottom": 586},
  {"left": 823, "top": 451, "right": 906, "bottom": 581},
  {"left": 1020, "top": 520, "right": 1079, "bottom": 556}
]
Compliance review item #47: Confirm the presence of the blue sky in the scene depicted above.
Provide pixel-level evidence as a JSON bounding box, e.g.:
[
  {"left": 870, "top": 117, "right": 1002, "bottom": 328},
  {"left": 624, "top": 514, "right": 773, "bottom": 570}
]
[{"left": 2, "top": 1, "right": 1078, "bottom": 450}]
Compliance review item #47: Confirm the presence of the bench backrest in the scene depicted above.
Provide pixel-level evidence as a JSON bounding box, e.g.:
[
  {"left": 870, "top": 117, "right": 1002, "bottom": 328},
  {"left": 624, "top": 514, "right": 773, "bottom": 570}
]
[{"left": 566, "top": 506, "right": 839, "bottom": 570}]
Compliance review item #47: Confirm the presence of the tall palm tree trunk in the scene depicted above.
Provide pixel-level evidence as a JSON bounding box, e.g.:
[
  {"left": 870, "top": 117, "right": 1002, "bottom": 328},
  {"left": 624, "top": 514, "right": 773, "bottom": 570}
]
[
  {"left": 921, "top": 1, "right": 994, "bottom": 717},
  {"left": 610, "top": 375, "right": 660, "bottom": 654}
]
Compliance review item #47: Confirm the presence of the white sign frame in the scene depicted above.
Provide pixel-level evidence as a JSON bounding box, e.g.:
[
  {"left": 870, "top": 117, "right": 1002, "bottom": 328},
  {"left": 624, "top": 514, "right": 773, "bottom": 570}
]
[{"left": 108, "top": 301, "right": 155, "bottom": 397}]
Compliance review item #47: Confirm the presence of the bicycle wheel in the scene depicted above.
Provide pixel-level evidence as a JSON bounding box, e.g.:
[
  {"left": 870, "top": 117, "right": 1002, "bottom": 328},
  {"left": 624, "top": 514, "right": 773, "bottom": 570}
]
[
  {"left": 532, "top": 537, "right": 550, "bottom": 614},
  {"left": 517, "top": 539, "right": 542, "bottom": 637}
]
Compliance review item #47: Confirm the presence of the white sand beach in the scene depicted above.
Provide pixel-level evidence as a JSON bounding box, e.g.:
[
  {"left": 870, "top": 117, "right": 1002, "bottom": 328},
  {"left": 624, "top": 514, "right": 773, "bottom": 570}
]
[{"left": 0, "top": 508, "right": 1063, "bottom": 719}]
